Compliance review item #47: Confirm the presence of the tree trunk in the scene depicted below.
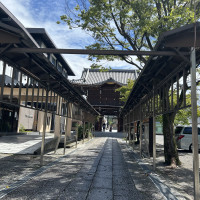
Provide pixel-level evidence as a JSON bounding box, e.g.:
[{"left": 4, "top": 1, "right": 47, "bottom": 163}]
[{"left": 163, "top": 113, "right": 181, "bottom": 166}]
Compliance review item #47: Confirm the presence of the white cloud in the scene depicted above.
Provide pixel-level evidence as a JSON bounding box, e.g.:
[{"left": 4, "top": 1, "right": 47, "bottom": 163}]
[
  {"left": 0, "top": 0, "right": 139, "bottom": 79},
  {"left": 65, "top": 55, "right": 93, "bottom": 79},
  {"left": 1, "top": 0, "right": 37, "bottom": 27}
]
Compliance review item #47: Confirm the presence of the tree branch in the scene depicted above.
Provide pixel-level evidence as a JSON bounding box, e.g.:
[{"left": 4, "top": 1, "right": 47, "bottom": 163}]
[
  {"left": 119, "top": 15, "right": 147, "bottom": 64},
  {"left": 119, "top": 55, "right": 142, "bottom": 70},
  {"left": 161, "top": 0, "right": 168, "bottom": 16},
  {"left": 145, "top": 34, "right": 153, "bottom": 50},
  {"left": 154, "top": 0, "right": 162, "bottom": 19}
]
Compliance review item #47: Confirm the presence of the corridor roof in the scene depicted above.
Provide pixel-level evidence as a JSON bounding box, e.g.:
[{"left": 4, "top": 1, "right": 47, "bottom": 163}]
[
  {"left": 121, "top": 23, "right": 200, "bottom": 115},
  {"left": 0, "top": 2, "right": 98, "bottom": 115}
]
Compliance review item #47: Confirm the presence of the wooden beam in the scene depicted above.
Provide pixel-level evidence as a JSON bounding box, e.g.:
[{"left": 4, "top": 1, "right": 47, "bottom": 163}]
[
  {"left": 0, "top": 29, "right": 20, "bottom": 44},
  {"left": 0, "top": 47, "right": 190, "bottom": 56}
]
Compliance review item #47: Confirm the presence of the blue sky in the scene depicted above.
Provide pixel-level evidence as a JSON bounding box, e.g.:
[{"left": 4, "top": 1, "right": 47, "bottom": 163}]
[{"left": 1, "top": 0, "right": 138, "bottom": 78}]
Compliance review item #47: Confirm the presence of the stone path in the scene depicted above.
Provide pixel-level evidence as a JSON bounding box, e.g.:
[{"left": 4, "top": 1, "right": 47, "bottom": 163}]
[
  {"left": 0, "top": 136, "right": 166, "bottom": 200},
  {"left": 0, "top": 133, "right": 54, "bottom": 154}
]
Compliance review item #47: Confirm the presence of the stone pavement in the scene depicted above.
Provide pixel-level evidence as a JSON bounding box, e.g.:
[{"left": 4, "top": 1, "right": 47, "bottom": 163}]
[
  {"left": 0, "top": 132, "right": 181, "bottom": 200},
  {"left": 0, "top": 133, "right": 54, "bottom": 154}
]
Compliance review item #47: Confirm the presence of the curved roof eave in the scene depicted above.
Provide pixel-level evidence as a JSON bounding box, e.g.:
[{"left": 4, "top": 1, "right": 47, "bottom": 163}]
[
  {"left": 0, "top": 3, "right": 39, "bottom": 48},
  {"left": 0, "top": 3, "right": 75, "bottom": 76}
]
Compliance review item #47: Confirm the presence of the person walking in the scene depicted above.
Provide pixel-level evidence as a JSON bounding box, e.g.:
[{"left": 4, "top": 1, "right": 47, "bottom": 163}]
[{"left": 103, "top": 123, "right": 106, "bottom": 132}]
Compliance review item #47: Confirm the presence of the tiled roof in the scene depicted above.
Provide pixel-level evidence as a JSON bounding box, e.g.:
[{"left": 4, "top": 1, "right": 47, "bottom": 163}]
[{"left": 72, "top": 68, "right": 139, "bottom": 85}]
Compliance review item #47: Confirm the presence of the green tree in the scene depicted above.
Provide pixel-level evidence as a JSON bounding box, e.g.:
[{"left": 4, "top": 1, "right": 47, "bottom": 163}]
[
  {"left": 174, "top": 94, "right": 200, "bottom": 126},
  {"left": 59, "top": 0, "right": 200, "bottom": 166},
  {"left": 58, "top": 0, "right": 199, "bottom": 70},
  {"left": 115, "top": 79, "right": 135, "bottom": 103},
  {"left": 174, "top": 109, "right": 192, "bottom": 126}
]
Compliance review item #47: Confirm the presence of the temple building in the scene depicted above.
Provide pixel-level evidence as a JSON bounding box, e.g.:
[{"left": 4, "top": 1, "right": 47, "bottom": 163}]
[{"left": 72, "top": 68, "right": 139, "bottom": 131}]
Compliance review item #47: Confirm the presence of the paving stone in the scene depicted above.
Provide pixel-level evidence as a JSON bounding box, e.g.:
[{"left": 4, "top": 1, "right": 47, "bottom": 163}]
[
  {"left": 98, "top": 164, "right": 112, "bottom": 170},
  {"left": 87, "top": 188, "right": 113, "bottom": 200},
  {"left": 112, "top": 164, "right": 126, "bottom": 170},
  {"left": 95, "top": 171, "right": 112, "bottom": 178},
  {"left": 112, "top": 169, "right": 130, "bottom": 177},
  {"left": 102, "top": 155, "right": 112, "bottom": 159},
  {"left": 77, "top": 172, "right": 95, "bottom": 181},
  {"left": 0, "top": 134, "right": 54, "bottom": 154},
  {"left": 99, "top": 160, "right": 112, "bottom": 166},
  {"left": 113, "top": 176, "right": 133, "bottom": 185},
  {"left": 67, "top": 179, "right": 91, "bottom": 192},
  {"left": 113, "top": 183, "right": 135, "bottom": 191},
  {"left": 59, "top": 190, "right": 88, "bottom": 200},
  {"left": 91, "top": 177, "right": 112, "bottom": 189},
  {"left": 114, "top": 194, "right": 149, "bottom": 200}
]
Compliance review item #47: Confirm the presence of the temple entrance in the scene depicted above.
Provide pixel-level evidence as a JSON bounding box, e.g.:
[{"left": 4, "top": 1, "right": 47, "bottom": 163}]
[
  {"left": 102, "top": 115, "right": 118, "bottom": 132},
  {"left": 72, "top": 69, "right": 139, "bottom": 132}
]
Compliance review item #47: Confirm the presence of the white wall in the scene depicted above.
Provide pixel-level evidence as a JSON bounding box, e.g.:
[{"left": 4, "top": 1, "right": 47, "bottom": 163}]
[{"left": 18, "top": 107, "right": 35, "bottom": 131}]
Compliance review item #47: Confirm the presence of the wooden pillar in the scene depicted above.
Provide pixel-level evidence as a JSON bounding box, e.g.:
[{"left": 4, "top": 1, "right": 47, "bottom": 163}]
[
  {"left": 98, "top": 116, "right": 103, "bottom": 131},
  {"left": 191, "top": 47, "right": 199, "bottom": 200},
  {"left": 140, "top": 121, "right": 142, "bottom": 157},
  {"left": 83, "top": 121, "right": 85, "bottom": 143},
  {"left": 40, "top": 88, "right": 49, "bottom": 166},
  {"left": 153, "top": 84, "right": 156, "bottom": 171},
  {"left": 128, "top": 113, "right": 130, "bottom": 144},
  {"left": 149, "top": 117, "right": 153, "bottom": 157},
  {"left": 140, "top": 104, "right": 142, "bottom": 157},
  {"left": 54, "top": 115, "right": 61, "bottom": 154},
  {"left": 63, "top": 102, "right": 70, "bottom": 155}
]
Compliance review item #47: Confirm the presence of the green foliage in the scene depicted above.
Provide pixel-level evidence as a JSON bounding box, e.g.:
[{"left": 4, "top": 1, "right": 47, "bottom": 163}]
[
  {"left": 171, "top": 88, "right": 200, "bottom": 126},
  {"left": 174, "top": 109, "right": 190, "bottom": 126},
  {"left": 108, "top": 118, "right": 114, "bottom": 125},
  {"left": 91, "top": 63, "right": 111, "bottom": 71},
  {"left": 115, "top": 79, "right": 135, "bottom": 103},
  {"left": 58, "top": 0, "right": 200, "bottom": 70},
  {"left": 174, "top": 106, "right": 200, "bottom": 126},
  {"left": 156, "top": 115, "right": 163, "bottom": 124},
  {"left": 76, "top": 123, "right": 93, "bottom": 139},
  {"left": 19, "top": 124, "right": 26, "bottom": 133},
  {"left": 157, "top": 91, "right": 200, "bottom": 127},
  {"left": 96, "top": 116, "right": 100, "bottom": 122},
  {"left": 84, "top": 123, "right": 93, "bottom": 138},
  {"left": 76, "top": 124, "right": 83, "bottom": 139}
]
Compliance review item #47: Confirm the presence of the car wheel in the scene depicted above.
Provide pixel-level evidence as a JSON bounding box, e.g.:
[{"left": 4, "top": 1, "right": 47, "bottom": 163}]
[{"left": 189, "top": 144, "right": 192, "bottom": 152}]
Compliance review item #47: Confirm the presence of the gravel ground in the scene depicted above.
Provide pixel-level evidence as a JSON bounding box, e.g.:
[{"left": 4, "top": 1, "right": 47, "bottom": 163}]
[
  {"left": 0, "top": 141, "right": 82, "bottom": 192},
  {"left": 0, "top": 135, "right": 166, "bottom": 200},
  {"left": 0, "top": 133, "right": 198, "bottom": 200},
  {"left": 136, "top": 135, "right": 199, "bottom": 200}
]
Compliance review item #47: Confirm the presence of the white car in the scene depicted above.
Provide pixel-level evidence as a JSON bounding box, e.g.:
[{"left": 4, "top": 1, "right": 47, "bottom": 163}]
[{"left": 175, "top": 126, "right": 200, "bottom": 151}]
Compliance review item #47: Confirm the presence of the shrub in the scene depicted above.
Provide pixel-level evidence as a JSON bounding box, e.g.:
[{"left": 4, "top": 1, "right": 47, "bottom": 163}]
[{"left": 19, "top": 124, "right": 26, "bottom": 133}]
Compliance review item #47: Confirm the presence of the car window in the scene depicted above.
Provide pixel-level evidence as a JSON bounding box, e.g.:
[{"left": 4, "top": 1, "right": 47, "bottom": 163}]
[
  {"left": 175, "top": 127, "right": 183, "bottom": 134},
  {"left": 198, "top": 128, "right": 200, "bottom": 135},
  {"left": 183, "top": 127, "right": 192, "bottom": 134}
]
